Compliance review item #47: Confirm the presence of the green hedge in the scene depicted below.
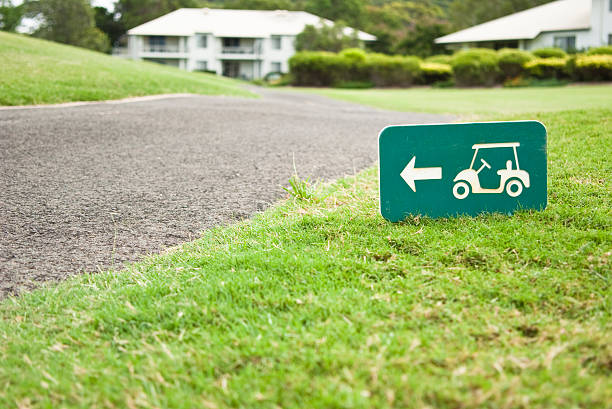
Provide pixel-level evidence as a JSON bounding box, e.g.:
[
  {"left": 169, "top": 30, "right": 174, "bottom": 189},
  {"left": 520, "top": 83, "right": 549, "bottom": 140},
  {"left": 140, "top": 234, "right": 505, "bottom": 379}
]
[
  {"left": 586, "top": 46, "right": 612, "bottom": 56},
  {"left": 573, "top": 55, "right": 612, "bottom": 81},
  {"left": 451, "top": 48, "right": 500, "bottom": 86},
  {"left": 532, "top": 47, "right": 568, "bottom": 58},
  {"left": 288, "top": 47, "right": 612, "bottom": 88},
  {"left": 497, "top": 48, "right": 534, "bottom": 79},
  {"left": 289, "top": 50, "right": 422, "bottom": 87},
  {"left": 425, "top": 54, "right": 452, "bottom": 65},
  {"left": 420, "top": 62, "right": 452, "bottom": 84},
  {"left": 524, "top": 57, "right": 568, "bottom": 79}
]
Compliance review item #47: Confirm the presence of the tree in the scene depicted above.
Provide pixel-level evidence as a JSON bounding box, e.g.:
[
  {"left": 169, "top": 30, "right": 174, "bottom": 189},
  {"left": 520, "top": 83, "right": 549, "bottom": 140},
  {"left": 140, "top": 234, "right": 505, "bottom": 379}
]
[
  {"left": 28, "top": 0, "right": 110, "bottom": 52},
  {"left": 295, "top": 21, "right": 361, "bottom": 52},
  {"left": 305, "top": 0, "right": 365, "bottom": 28},
  {"left": 93, "top": 6, "right": 126, "bottom": 47},
  {"left": 0, "top": 0, "right": 24, "bottom": 31},
  {"left": 116, "top": 0, "right": 206, "bottom": 30},
  {"left": 363, "top": 1, "right": 448, "bottom": 56},
  {"left": 447, "top": 0, "right": 552, "bottom": 30}
]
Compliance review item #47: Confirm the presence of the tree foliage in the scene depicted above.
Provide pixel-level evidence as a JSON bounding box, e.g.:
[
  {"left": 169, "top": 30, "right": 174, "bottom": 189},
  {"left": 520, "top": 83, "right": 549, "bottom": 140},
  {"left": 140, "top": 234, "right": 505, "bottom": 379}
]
[
  {"left": 0, "top": 0, "right": 24, "bottom": 31},
  {"left": 295, "top": 22, "right": 361, "bottom": 52},
  {"left": 28, "top": 0, "right": 110, "bottom": 52}
]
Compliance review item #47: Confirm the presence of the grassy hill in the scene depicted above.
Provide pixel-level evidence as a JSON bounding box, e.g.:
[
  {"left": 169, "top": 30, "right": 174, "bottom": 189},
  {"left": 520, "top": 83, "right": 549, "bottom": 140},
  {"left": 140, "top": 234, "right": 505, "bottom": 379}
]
[{"left": 0, "top": 32, "right": 252, "bottom": 106}]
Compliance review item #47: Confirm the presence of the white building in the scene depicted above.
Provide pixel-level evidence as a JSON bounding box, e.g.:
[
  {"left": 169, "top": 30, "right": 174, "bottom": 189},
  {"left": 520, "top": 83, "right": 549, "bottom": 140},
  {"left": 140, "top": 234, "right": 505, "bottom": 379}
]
[
  {"left": 122, "top": 8, "right": 375, "bottom": 80},
  {"left": 435, "top": 0, "right": 612, "bottom": 51}
]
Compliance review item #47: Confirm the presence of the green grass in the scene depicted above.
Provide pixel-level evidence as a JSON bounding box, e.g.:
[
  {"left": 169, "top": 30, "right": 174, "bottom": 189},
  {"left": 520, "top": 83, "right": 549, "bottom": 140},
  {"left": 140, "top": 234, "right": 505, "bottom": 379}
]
[
  {"left": 0, "top": 32, "right": 252, "bottom": 105},
  {"left": 1, "top": 88, "right": 611, "bottom": 408},
  {"left": 302, "top": 84, "right": 612, "bottom": 116}
]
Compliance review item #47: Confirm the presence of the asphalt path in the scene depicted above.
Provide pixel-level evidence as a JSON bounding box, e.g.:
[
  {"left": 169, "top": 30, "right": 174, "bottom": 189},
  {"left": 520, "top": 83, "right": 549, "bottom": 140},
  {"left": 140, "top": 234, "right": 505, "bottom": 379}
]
[{"left": 0, "top": 89, "right": 453, "bottom": 297}]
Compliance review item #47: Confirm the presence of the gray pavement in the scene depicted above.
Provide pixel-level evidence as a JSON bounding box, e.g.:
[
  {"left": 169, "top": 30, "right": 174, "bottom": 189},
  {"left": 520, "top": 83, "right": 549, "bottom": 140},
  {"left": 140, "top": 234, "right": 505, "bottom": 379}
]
[{"left": 0, "top": 89, "right": 453, "bottom": 297}]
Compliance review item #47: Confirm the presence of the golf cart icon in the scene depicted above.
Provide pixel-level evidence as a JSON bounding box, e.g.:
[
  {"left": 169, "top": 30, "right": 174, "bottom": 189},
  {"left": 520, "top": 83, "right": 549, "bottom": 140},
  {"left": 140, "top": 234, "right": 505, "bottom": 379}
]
[{"left": 452, "top": 142, "right": 530, "bottom": 200}]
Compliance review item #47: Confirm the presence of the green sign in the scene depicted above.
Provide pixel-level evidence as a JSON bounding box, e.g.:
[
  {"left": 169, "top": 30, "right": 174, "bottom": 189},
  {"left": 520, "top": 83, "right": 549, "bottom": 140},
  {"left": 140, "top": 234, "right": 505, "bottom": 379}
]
[{"left": 379, "top": 121, "right": 547, "bottom": 221}]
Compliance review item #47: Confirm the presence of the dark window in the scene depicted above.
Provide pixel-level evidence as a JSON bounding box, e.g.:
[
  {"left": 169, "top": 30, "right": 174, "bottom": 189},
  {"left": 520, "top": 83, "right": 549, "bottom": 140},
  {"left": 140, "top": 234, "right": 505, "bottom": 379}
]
[
  {"left": 223, "top": 38, "right": 240, "bottom": 47},
  {"left": 198, "top": 35, "right": 207, "bottom": 48},
  {"left": 553, "top": 35, "right": 576, "bottom": 51},
  {"left": 271, "top": 62, "right": 281, "bottom": 72},
  {"left": 608, "top": 34, "right": 612, "bottom": 45},
  {"left": 271, "top": 35, "right": 282, "bottom": 50},
  {"left": 149, "top": 36, "right": 166, "bottom": 46}
]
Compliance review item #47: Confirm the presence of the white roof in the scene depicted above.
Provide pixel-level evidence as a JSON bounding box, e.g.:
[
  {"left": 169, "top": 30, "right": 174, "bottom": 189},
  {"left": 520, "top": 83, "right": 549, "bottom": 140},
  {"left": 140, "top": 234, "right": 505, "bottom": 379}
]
[
  {"left": 436, "top": 0, "right": 591, "bottom": 44},
  {"left": 128, "top": 8, "right": 376, "bottom": 41}
]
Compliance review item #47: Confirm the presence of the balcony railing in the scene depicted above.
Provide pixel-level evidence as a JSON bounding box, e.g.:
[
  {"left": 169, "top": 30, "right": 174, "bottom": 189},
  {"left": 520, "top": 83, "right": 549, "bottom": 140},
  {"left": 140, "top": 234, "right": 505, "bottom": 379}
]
[
  {"left": 222, "top": 46, "right": 259, "bottom": 54},
  {"left": 142, "top": 45, "right": 185, "bottom": 53}
]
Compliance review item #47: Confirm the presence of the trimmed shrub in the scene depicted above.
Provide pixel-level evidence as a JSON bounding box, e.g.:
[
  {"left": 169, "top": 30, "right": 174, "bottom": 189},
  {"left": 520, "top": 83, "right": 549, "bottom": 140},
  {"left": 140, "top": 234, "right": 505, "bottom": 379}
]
[
  {"left": 497, "top": 48, "right": 534, "bottom": 79},
  {"left": 339, "top": 48, "right": 370, "bottom": 81},
  {"left": 524, "top": 57, "right": 568, "bottom": 79},
  {"left": 586, "top": 45, "right": 612, "bottom": 56},
  {"left": 420, "top": 62, "right": 452, "bottom": 84},
  {"left": 289, "top": 50, "right": 422, "bottom": 87},
  {"left": 366, "top": 53, "right": 422, "bottom": 87},
  {"left": 532, "top": 47, "right": 567, "bottom": 58},
  {"left": 425, "top": 54, "right": 452, "bottom": 65},
  {"left": 451, "top": 48, "right": 500, "bottom": 86},
  {"left": 573, "top": 55, "right": 612, "bottom": 81},
  {"left": 289, "top": 51, "right": 349, "bottom": 86}
]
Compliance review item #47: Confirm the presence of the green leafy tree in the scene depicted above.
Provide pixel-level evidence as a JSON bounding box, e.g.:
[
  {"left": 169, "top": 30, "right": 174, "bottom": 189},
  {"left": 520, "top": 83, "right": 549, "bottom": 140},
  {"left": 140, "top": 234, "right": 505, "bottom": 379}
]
[
  {"left": 363, "top": 1, "right": 448, "bottom": 56},
  {"left": 116, "top": 0, "right": 206, "bottom": 29},
  {"left": 447, "top": 0, "right": 552, "bottom": 30},
  {"left": 0, "top": 0, "right": 24, "bottom": 31},
  {"left": 93, "top": 6, "right": 126, "bottom": 47},
  {"left": 295, "top": 21, "right": 361, "bottom": 52},
  {"left": 28, "top": 0, "right": 110, "bottom": 52},
  {"left": 305, "top": 0, "right": 365, "bottom": 28}
]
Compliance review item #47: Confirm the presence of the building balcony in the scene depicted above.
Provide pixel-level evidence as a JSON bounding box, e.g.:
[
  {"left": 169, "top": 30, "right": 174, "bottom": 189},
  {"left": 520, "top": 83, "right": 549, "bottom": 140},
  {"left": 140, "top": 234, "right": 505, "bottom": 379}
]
[
  {"left": 142, "top": 45, "right": 188, "bottom": 53},
  {"left": 221, "top": 46, "right": 260, "bottom": 55}
]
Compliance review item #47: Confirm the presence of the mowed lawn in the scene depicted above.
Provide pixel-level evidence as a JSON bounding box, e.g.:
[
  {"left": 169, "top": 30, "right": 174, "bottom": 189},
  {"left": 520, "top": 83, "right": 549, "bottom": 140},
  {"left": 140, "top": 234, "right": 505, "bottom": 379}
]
[
  {"left": 306, "top": 84, "right": 612, "bottom": 116},
  {"left": 0, "top": 32, "right": 252, "bottom": 105},
  {"left": 0, "top": 86, "right": 610, "bottom": 408}
]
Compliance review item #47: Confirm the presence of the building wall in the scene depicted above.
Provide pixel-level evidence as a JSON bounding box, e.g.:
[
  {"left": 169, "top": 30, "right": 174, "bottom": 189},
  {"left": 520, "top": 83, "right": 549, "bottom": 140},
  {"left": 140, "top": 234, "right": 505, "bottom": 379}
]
[
  {"left": 526, "top": 30, "right": 593, "bottom": 50},
  {"left": 127, "top": 33, "right": 296, "bottom": 79}
]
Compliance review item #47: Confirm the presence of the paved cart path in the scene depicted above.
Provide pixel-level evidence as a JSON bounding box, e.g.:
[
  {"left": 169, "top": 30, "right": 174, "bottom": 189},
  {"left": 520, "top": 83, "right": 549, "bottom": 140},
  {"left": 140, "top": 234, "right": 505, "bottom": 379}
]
[{"left": 0, "top": 89, "right": 453, "bottom": 297}]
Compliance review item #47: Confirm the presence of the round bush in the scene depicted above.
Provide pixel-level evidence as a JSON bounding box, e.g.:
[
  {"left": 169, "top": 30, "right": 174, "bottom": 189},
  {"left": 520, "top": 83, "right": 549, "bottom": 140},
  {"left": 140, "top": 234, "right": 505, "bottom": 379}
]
[
  {"left": 451, "top": 48, "right": 500, "bottom": 86},
  {"left": 420, "top": 62, "right": 452, "bottom": 84},
  {"left": 524, "top": 57, "right": 568, "bottom": 79},
  {"left": 339, "top": 48, "right": 370, "bottom": 82},
  {"left": 425, "top": 54, "right": 452, "bottom": 65},
  {"left": 573, "top": 55, "right": 612, "bottom": 81},
  {"left": 497, "top": 48, "right": 534, "bottom": 79},
  {"left": 366, "top": 53, "right": 422, "bottom": 87},
  {"left": 289, "top": 51, "right": 349, "bottom": 86},
  {"left": 532, "top": 47, "right": 567, "bottom": 58},
  {"left": 586, "top": 46, "right": 612, "bottom": 56}
]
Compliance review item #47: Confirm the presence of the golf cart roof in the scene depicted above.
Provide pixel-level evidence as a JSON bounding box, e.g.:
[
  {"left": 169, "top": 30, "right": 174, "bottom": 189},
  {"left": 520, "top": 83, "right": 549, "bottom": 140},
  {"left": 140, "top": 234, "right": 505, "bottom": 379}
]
[{"left": 472, "top": 142, "right": 520, "bottom": 149}]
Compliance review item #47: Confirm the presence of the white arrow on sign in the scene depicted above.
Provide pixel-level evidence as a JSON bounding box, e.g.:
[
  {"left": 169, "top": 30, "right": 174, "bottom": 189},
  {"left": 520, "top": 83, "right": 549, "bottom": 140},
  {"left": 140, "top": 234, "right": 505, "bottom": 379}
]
[{"left": 400, "top": 156, "right": 442, "bottom": 192}]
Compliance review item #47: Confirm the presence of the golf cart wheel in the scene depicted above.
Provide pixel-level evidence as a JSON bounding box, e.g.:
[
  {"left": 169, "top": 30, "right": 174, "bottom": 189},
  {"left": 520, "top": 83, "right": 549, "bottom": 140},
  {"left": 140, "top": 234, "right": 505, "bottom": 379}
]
[
  {"left": 453, "top": 182, "right": 470, "bottom": 200},
  {"left": 506, "top": 179, "right": 523, "bottom": 197}
]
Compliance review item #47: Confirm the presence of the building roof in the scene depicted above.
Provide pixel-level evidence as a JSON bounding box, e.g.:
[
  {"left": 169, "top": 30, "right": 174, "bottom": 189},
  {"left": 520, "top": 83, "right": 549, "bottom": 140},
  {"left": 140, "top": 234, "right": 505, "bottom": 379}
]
[
  {"left": 127, "top": 8, "right": 376, "bottom": 41},
  {"left": 435, "top": 0, "right": 591, "bottom": 44}
]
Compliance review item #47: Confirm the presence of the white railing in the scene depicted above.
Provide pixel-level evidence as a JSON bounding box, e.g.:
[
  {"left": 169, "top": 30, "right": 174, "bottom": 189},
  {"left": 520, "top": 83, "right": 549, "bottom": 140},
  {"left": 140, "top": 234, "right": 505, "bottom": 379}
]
[
  {"left": 222, "top": 46, "right": 258, "bottom": 54},
  {"left": 142, "top": 45, "right": 185, "bottom": 53}
]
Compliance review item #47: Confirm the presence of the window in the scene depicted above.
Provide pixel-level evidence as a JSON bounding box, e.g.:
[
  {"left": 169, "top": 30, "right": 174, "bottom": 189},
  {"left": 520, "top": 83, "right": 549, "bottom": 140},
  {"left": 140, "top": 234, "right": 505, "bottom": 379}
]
[
  {"left": 196, "top": 61, "right": 208, "bottom": 71},
  {"left": 609, "top": 34, "right": 612, "bottom": 45},
  {"left": 553, "top": 35, "right": 576, "bottom": 51},
  {"left": 271, "top": 35, "right": 282, "bottom": 50},
  {"left": 148, "top": 36, "right": 166, "bottom": 52},
  {"left": 609, "top": 0, "right": 612, "bottom": 11},
  {"left": 271, "top": 62, "right": 282, "bottom": 72},
  {"left": 198, "top": 35, "right": 207, "bottom": 48},
  {"left": 223, "top": 38, "right": 240, "bottom": 47}
]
